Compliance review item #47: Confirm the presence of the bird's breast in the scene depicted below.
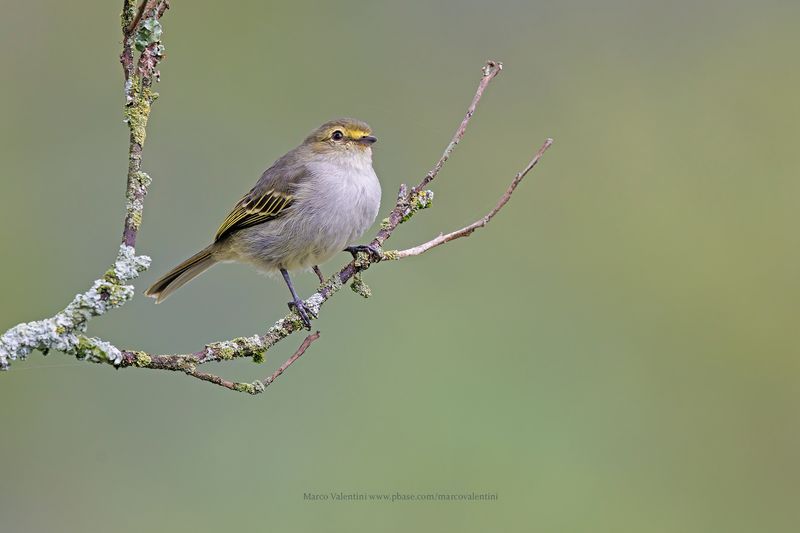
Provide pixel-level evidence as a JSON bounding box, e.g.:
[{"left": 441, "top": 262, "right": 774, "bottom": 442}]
[{"left": 299, "top": 157, "right": 381, "bottom": 255}]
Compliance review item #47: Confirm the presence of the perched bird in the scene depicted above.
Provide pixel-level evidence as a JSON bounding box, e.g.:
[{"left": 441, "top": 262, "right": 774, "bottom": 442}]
[{"left": 145, "top": 118, "right": 382, "bottom": 328}]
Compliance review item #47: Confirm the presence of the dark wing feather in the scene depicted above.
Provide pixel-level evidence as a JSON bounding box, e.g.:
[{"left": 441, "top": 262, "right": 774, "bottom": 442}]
[
  {"left": 214, "top": 146, "right": 309, "bottom": 242},
  {"left": 214, "top": 188, "right": 293, "bottom": 242}
]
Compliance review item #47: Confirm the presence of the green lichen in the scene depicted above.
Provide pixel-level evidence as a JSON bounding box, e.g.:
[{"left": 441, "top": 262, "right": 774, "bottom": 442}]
[
  {"left": 287, "top": 314, "right": 306, "bottom": 331},
  {"left": 327, "top": 274, "right": 344, "bottom": 294},
  {"left": 233, "top": 381, "right": 266, "bottom": 395},
  {"left": 401, "top": 190, "right": 434, "bottom": 223},
  {"left": 125, "top": 172, "right": 151, "bottom": 230},
  {"left": 103, "top": 268, "right": 120, "bottom": 283},
  {"left": 75, "top": 337, "right": 93, "bottom": 360},
  {"left": 133, "top": 171, "right": 152, "bottom": 188},
  {"left": 209, "top": 336, "right": 267, "bottom": 363},
  {"left": 380, "top": 217, "right": 392, "bottom": 230},
  {"left": 234, "top": 382, "right": 257, "bottom": 394},
  {"left": 218, "top": 346, "right": 235, "bottom": 360},
  {"left": 135, "top": 16, "right": 163, "bottom": 52},
  {"left": 268, "top": 318, "right": 294, "bottom": 340},
  {"left": 124, "top": 77, "right": 158, "bottom": 145},
  {"left": 121, "top": 0, "right": 136, "bottom": 30},
  {"left": 351, "top": 273, "right": 372, "bottom": 298},
  {"left": 352, "top": 252, "right": 368, "bottom": 268},
  {"left": 382, "top": 249, "right": 399, "bottom": 261},
  {"left": 75, "top": 336, "right": 119, "bottom": 364},
  {"left": 129, "top": 210, "right": 143, "bottom": 230},
  {"left": 134, "top": 352, "right": 151, "bottom": 367},
  {"left": 97, "top": 280, "right": 130, "bottom": 306}
]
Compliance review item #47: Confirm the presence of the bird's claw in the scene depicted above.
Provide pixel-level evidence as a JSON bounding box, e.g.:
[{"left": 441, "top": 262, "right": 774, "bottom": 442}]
[
  {"left": 287, "top": 298, "right": 315, "bottom": 330},
  {"left": 345, "top": 244, "right": 383, "bottom": 263}
]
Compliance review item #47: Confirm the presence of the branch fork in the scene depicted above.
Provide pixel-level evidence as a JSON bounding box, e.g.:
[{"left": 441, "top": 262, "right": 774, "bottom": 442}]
[{"left": 0, "top": 4, "right": 553, "bottom": 394}]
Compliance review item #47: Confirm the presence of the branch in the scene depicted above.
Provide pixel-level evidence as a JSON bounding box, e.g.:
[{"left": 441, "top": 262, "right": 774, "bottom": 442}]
[
  {"left": 0, "top": 3, "right": 554, "bottom": 395},
  {"left": 0, "top": 1, "right": 168, "bottom": 370},
  {"left": 391, "top": 138, "right": 554, "bottom": 259},
  {"left": 185, "top": 332, "right": 321, "bottom": 395},
  {"left": 370, "top": 60, "right": 504, "bottom": 251},
  {"left": 415, "top": 61, "right": 503, "bottom": 193}
]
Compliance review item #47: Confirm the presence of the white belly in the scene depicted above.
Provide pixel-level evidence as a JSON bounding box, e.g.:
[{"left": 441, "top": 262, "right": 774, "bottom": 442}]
[{"left": 301, "top": 155, "right": 381, "bottom": 263}]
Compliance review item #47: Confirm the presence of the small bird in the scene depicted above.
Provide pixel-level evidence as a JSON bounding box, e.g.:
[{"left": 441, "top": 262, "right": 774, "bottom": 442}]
[{"left": 145, "top": 118, "right": 382, "bottom": 328}]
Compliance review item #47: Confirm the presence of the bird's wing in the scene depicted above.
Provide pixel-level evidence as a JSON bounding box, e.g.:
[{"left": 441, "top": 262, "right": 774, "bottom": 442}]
[
  {"left": 214, "top": 152, "right": 307, "bottom": 242},
  {"left": 214, "top": 187, "right": 294, "bottom": 242}
]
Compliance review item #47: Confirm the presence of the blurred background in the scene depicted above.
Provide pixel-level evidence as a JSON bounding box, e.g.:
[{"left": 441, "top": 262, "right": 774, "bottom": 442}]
[{"left": 1, "top": 0, "right": 799, "bottom": 531}]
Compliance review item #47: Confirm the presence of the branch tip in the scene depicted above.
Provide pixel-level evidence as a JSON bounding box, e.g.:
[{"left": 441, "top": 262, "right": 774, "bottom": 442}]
[{"left": 483, "top": 60, "right": 503, "bottom": 76}]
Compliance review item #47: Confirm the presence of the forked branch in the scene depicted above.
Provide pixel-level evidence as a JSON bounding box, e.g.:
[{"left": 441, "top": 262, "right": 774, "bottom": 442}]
[
  {"left": 0, "top": 3, "right": 554, "bottom": 394},
  {"left": 392, "top": 138, "right": 554, "bottom": 259}
]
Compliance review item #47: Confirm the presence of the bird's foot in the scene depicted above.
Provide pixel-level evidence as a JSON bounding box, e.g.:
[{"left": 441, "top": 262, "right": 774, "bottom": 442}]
[
  {"left": 287, "top": 298, "right": 316, "bottom": 330},
  {"left": 345, "top": 244, "right": 383, "bottom": 263}
]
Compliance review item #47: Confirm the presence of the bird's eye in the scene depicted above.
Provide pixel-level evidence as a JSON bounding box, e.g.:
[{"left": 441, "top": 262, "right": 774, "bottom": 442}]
[{"left": 331, "top": 130, "right": 344, "bottom": 141}]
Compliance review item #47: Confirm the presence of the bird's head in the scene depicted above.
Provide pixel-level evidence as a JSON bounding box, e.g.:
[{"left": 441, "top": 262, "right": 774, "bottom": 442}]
[{"left": 304, "top": 118, "right": 377, "bottom": 155}]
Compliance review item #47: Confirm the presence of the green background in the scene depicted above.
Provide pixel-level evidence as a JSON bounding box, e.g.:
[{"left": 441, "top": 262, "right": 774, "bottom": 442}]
[{"left": 1, "top": 1, "right": 798, "bottom": 531}]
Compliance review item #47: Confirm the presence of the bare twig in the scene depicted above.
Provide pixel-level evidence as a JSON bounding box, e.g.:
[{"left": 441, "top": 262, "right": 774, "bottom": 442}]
[
  {"left": 371, "top": 61, "right": 504, "bottom": 251},
  {"left": 313, "top": 266, "right": 326, "bottom": 284},
  {"left": 264, "top": 332, "right": 321, "bottom": 386},
  {"left": 414, "top": 61, "right": 503, "bottom": 193},
  {"left": 392, "top": 138, "right": 554, "bottom": 259}
]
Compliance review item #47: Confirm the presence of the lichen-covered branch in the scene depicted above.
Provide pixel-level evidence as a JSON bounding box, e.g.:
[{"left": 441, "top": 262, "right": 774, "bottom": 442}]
[
  {"left": 0, "top": 246, "right": 150, "bottom": 369},
  {"left": 0, "top": 3, "right": 554, "bottom": 394},
  {"left": 122, "top": 0, "right": 168, "bottom": 246},
  {"left": 0, "top": 2, "right": 168, "bottom": 370},
  {"left": 160, "top": 332, "right": 321, "bottom": 395}
]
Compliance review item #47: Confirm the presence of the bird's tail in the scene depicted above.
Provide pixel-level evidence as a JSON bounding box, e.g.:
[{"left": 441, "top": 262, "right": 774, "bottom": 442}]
[{"left": 144, "top": 245, "right": 218, "bottom": 303}]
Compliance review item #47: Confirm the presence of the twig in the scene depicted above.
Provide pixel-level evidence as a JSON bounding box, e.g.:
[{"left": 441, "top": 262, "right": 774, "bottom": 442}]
[
  {"left": 313, "top": 266, "right": 326, "bottom": 284},
  {"left": 126, "top": 0, "right": 157, "bottom": 35},
  {"left": 264, "top": 332, "right": 321, "bottom": 385},
  {"left": 414, "top": 61, "right": 503, "bottom": 193},
  {"left": 392, "top": 138, "right": 554, "bottom": 259},
  {"left": 371, "top": 60, "right": 504, "bottom": 250}
]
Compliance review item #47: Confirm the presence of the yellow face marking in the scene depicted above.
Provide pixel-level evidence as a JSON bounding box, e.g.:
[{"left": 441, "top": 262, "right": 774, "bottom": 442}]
[
  {"left": 327, "top": 127, "right": 371, "bottom": 140},
  {"left": 344, "top": 127, "right": 371, "bottom": 139}
]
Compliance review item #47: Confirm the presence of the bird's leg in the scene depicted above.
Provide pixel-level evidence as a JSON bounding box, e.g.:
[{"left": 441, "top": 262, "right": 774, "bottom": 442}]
[
  {"left": 345, "top": 244, "right": 383, "bottom": 263},
  {"left": 312, "top": 265, "right": 325, "bottom": 284},
  {"left": 281, "top": 268, "right": 315, "bottom": 329}
]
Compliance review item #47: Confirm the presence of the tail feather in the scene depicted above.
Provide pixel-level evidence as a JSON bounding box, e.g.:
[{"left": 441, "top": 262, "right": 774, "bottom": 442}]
[{"left": 145, "top": 245, "right": 218, "bottom": 303}]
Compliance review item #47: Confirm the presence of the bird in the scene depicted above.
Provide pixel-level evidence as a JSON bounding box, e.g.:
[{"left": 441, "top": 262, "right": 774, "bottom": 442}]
[{"left": 144, "top": 118, "right": 382, "bottom": 328}]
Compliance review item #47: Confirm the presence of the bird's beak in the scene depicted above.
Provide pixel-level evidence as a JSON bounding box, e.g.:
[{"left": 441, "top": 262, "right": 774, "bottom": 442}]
[{"left": 358, "top": 135, "right": 378, "bottom": 146}]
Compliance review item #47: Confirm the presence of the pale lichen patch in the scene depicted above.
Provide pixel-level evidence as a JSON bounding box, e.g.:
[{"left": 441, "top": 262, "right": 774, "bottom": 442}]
[{"left": 0, "top": 244, "right": 150, "bottom": 370}]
